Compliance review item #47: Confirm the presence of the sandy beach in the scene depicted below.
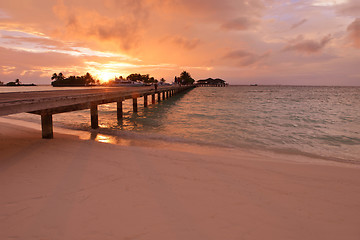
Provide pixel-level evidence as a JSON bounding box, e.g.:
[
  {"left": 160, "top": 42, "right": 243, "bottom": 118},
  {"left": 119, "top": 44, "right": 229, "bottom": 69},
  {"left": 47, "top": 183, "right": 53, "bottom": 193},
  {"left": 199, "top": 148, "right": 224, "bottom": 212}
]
[{"left": 1, "top": 118, "right": 360, "bottom": 240}]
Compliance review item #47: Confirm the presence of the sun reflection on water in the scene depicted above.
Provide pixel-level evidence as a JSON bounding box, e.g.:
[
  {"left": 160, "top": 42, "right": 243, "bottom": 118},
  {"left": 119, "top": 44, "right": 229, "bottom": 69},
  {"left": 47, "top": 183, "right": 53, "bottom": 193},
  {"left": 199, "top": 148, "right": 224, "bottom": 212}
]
[
  {"left": 95, "top": 134, "right": 115, "bottom": 144},
  {"left": 92, "top": 133, "right": 133, "bottom": 146}
]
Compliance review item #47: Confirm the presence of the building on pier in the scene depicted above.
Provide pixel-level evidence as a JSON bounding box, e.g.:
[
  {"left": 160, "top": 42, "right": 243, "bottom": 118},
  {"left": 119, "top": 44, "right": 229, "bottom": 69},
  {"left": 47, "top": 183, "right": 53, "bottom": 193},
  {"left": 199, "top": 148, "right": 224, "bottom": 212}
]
[{"left": 196, "top": 78, "right": 228, "bottom": 87}]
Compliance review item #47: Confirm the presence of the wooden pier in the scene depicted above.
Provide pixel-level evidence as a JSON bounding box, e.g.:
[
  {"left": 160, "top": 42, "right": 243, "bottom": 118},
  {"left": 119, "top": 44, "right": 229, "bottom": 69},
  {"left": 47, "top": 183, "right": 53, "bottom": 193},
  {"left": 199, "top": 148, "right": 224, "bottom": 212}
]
[{"left": 0, "top": 85, "right": 194, "bottom": 139}]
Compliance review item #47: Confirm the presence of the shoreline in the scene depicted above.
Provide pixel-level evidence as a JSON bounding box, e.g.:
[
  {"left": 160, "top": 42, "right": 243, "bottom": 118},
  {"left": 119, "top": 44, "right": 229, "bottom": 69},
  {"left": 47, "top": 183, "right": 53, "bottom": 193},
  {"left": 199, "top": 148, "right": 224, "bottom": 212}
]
[
  {"left": 2, "top": 115, "right": 359, "bottom": 168},
  {"left": 1, "top": 119, "right": 360, "bottom": 239}
]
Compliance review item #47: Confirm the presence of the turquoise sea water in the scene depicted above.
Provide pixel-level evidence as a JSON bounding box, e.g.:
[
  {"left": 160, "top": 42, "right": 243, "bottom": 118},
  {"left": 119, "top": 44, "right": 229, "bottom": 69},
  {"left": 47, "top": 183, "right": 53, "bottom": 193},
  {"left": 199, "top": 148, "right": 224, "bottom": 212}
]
[{"left": 3, "top": 86, "right": 360, "bottom": 163}]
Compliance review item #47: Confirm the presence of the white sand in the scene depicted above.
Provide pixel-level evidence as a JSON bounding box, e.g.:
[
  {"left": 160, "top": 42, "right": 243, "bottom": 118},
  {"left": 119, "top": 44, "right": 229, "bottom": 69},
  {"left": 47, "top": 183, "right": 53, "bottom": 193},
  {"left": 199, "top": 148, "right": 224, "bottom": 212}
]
[{"left": 1, "top": 118, "right": 360, "bottom": 240}]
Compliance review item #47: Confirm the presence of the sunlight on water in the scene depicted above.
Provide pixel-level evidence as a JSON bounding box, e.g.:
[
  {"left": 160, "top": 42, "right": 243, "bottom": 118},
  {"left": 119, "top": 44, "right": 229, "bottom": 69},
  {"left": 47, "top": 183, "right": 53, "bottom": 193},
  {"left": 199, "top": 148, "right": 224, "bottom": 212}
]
[{"left": 91, "top": 132, "right": 133, "bottom": 146}]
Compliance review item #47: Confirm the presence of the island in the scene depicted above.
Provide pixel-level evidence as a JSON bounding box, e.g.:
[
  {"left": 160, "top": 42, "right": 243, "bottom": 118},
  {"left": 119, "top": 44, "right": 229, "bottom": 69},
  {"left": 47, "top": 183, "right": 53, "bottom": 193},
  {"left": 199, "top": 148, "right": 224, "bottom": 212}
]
[{"left": 0, "top": 79, "right": 36, "bottom": 86}]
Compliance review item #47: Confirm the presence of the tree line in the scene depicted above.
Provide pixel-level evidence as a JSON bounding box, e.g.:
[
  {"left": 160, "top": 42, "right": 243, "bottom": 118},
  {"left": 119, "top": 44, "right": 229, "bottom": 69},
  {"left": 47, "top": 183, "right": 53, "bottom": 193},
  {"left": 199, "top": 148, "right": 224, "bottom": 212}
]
[
  {"left": 0, "top": 79, "right": 36, "bottom": 86},
  {"left": 50, "top": 71, "right": 195, "bottom": 87},
  {"left": 51, "top": 72, "right": 97, "bottom": 87}
]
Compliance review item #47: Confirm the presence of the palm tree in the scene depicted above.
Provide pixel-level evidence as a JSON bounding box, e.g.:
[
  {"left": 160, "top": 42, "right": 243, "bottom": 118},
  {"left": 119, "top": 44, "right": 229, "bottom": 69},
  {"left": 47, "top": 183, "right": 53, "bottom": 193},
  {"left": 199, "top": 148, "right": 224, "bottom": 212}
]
[
  {"left": 84, "top": 72, "right": 95, "bottom": 85},
  {"left": 51, "top": 73, "right": 57, "bottom": 80},
  {"left": 58, "top": 72, "right": 65, "bottom": 81},
  {"left": 51, "top": 72, "right": 65, "bottom": 81},
  {"left": 179, "top": 71, "right": 195, "bottom": 85}
]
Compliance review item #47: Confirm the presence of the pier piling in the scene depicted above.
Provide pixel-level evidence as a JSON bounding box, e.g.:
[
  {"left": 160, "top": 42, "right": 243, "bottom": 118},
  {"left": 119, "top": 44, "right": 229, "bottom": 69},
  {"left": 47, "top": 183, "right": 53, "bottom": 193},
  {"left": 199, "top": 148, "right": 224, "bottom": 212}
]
[
  {"left": 117, "top": 99, "right": 123, "bottom": 121},
  {"left": 0, "top": 85, "right": 195, "bottom": 139},
  {"left": 90, "top": 103, "right": 99, "bottom": 129},
  {"left": 41, "top": 112, "right": 53, "bottom": 139},
  {"left": 133, "top": 97, "right": 138, "bottom": 112},
  {"left": 144, "top": 95, "right": 148, "bottom": 107}
]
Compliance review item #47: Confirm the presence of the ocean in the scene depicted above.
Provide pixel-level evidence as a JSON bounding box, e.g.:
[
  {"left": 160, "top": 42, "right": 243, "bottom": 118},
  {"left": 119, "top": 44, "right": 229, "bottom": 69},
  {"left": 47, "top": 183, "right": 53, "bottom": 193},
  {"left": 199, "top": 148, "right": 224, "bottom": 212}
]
[{"left": 2, "top": 85, "right": 360, "bottom": 164}]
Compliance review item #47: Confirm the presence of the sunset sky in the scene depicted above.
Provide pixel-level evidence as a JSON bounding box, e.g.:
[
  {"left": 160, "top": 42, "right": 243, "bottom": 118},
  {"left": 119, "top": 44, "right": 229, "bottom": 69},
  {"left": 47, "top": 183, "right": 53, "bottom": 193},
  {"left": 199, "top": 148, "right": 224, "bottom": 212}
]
[{"left": 0, "top": 0, "right": 359, "bottom": 85}]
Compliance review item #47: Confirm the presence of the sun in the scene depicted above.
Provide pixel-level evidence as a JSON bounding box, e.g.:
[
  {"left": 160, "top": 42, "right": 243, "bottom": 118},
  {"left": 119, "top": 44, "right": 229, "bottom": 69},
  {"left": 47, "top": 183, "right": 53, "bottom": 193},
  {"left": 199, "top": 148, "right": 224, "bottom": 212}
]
[{"left": 97, "top": 72, "right": 115, "bottom": 83}]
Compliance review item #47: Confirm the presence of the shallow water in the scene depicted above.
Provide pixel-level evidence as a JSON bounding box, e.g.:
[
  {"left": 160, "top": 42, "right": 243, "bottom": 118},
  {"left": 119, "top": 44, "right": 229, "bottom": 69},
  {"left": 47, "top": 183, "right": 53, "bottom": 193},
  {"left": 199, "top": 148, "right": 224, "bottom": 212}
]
[{"left": 3, "top": 85, "right": 360, "bottom": 163}]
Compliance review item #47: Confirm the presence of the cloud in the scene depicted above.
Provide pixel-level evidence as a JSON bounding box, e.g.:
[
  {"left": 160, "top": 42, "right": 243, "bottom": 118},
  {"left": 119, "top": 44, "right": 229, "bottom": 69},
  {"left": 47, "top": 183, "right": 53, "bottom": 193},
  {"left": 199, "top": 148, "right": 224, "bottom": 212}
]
[
  {"left": 0, "top": 46, "right": 86, "bottom": 83},
  {"left": 223, "top": 49, "right": 270, "bottom": 66},
  {"left": 0, "top": 9, "right": 10, "bottom": 19},
  {"left": 221, "top": 17, "right": 259, "bottom": 31},
  {"left": 158, "top": 0, "right": 265, "bottom": 18},
  {"left": 52, "top": 0, "right": 150, "bottom": 51},
  {"left": 347, "top": 18, "right": 360, "bottom": 48},
  {"left": 312, "top": 0, "right": 348, "bottom": 7},
  {"left": 173, "top": 36, "right": 201, "bottom": 50},
  {"left": 336, "top": 0, "right": 360, "bottom": 17},
  {"left": 290, "top": 19, "right": 307, "bottom": 30},
  {"left": 283, "top": 35, "right": 332, "bottom": 54}
]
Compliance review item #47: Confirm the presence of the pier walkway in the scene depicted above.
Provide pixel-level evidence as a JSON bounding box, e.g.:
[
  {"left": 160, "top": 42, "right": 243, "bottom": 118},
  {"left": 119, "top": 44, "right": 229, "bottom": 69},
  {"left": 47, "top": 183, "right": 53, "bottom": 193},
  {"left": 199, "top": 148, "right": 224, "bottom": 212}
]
[{"left": 0, "top": 85, "right": 194, "bottom": 138}]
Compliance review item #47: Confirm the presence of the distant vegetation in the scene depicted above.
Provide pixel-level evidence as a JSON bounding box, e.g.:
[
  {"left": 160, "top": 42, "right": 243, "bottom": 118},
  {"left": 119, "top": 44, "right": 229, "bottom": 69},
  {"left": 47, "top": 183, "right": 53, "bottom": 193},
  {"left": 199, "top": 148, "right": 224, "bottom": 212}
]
[
  {"left": 126, "top": 74, "right": 157, "bottom": 84},
  {"left": 0, "top": 79, "right": 36, "bottom": 86},
  {"left": 175, "top": 71, "right": 195, "bottom": 85},
  {"left": 50, "top": 71, "right": 198, "bottom": 87},
  {"left": 103, "top": 74, "right": 164, "bottom": 86},
  {"left": 196, "top": 78, "right": 226, "bottom": 85},
  {"left": 51, "top": 72, "right": 97, "bottom": 87}
]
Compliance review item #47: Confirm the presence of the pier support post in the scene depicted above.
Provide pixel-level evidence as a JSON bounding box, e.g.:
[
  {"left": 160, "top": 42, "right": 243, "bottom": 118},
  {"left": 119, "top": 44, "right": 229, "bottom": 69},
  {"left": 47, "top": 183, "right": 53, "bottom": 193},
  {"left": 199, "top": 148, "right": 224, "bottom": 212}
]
[
  {"left": 117, "top": 99, "right": 123, "bottom": 121},
  {"left": 158, "top": 92, "right": 161, "bottom": 102},
  {"left": 90, "top": 103, "right": 99, "bottom": 129},
  {"left": 133, "top": 97, "right": 138, "bottom": 112},
  {"left": 152, "top": 94, "right": 155, "bottom": 104},
  {"left": 41, "top": 112, "right": 53, "bottom": 139},
  {"left": 162, "top": 91, "right": 165, "bottom": 100},
  {"left": 144, "top": 95, "right": 148, "bottom": 107}
]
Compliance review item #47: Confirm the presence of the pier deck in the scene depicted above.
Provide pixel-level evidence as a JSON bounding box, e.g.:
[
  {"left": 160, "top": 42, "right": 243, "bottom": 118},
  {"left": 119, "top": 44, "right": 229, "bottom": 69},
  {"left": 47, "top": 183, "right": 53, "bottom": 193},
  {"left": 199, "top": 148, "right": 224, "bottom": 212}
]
[{"left": 0, "top": 85, "right": 194, "bottom": 138}]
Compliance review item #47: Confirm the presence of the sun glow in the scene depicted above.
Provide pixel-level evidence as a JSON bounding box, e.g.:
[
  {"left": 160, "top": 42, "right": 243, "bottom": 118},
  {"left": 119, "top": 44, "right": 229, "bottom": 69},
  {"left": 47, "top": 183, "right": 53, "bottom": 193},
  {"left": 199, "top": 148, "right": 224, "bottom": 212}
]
[{"left": 96, "top": 71, "right": 116, "bottom": 83}]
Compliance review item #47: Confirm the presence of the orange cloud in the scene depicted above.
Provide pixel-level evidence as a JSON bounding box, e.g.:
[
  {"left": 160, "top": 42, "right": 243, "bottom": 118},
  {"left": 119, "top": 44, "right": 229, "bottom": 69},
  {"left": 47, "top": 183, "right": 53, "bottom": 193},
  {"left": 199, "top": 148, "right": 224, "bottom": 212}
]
[
  {"left": 347, "top": 18, "right": 360, "bottom": 48},
  {"left": 52, "top": 0, "right": 150, "bottom": 51},
  {"left": 172, "top": 36, "right": 201, "bottom": 50}
]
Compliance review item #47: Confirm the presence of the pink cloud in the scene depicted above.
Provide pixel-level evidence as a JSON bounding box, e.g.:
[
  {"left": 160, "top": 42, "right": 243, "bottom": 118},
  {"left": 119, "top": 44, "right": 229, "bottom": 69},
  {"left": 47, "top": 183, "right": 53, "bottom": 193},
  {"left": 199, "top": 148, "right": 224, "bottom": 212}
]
[
  {"left": 223, "top": 49, "right": 270, "bottom": 66},
  {"left": 290, "top": 19, "right": 307, "bottom": 30},
  {"left": 336, "top": 0, "right": 360, "bottom": 17},
  {"left": 221, "top": 17, "right": 259, "bottom": 31},
  {"left": 0, "top": 46, "right": 85, "bottom": 83},
  {"left": 347, "top": 18, "right": 360, "bottom": 48},
  {"left": 283, "top": 35, "right": 332, "bottom": 54}
]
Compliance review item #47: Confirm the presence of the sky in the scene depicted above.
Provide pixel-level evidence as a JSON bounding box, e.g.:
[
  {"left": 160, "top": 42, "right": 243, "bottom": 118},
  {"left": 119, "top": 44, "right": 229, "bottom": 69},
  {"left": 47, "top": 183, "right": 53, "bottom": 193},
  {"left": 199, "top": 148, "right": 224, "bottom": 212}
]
[{"left": 0, "top": 0, "right": 359, "bottom": 86}]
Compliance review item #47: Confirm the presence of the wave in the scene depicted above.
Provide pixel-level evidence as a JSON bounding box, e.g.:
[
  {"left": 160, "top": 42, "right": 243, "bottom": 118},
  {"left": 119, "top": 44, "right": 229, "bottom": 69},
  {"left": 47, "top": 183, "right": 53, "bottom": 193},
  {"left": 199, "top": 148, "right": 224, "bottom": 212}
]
[{"left": 91, "top": 127, "right": 360, "bottom": 165}]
